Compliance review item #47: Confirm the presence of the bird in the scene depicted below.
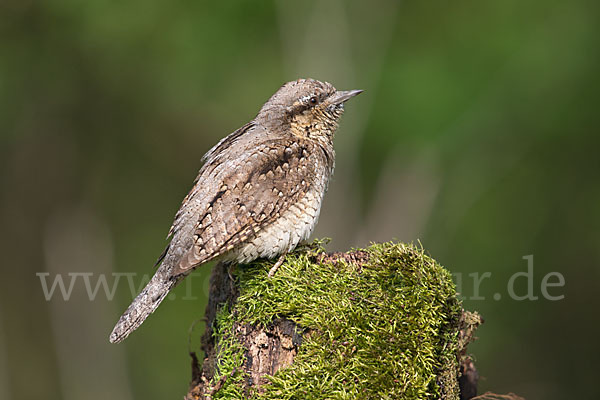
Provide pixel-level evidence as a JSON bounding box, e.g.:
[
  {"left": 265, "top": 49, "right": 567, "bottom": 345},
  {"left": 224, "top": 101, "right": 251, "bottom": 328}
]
[{"left": 109, "top": 78, "right": 362, "bottom": 344}]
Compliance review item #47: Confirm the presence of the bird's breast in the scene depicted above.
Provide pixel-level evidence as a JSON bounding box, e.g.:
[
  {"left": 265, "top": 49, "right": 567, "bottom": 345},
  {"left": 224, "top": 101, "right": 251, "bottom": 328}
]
[{"left": 231, "top": 171, "right": 329, "bottom": 264}]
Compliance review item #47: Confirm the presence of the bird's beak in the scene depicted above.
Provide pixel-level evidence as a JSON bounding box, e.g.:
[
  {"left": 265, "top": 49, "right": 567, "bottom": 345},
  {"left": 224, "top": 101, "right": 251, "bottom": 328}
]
[{"left": 330, "top": 89, "right": 363, "bottom": 105}]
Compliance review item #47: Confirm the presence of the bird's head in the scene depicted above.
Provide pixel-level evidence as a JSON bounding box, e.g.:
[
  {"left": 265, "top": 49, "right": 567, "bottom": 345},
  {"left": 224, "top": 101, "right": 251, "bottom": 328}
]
[{"left": 257, "top": 79, "right": 362, "bottom": 144}]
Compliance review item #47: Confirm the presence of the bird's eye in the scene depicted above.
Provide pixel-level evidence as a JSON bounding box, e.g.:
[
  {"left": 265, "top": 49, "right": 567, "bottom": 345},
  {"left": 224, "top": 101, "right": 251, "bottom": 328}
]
[{"left": 309, "top": 96, "right": 318, "bottom": 105}]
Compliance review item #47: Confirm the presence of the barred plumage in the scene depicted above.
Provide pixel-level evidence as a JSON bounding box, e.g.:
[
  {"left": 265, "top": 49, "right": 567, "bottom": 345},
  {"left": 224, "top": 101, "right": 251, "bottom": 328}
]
[{"left": 109, "top": 79, "right": 361, "bottom": 343}]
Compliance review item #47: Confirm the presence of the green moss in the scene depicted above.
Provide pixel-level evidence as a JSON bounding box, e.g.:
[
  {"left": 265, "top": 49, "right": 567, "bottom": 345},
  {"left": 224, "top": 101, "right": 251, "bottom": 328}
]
[
  {"left": 209, "top": 305, "right": 247, "bottom": 398},
  {"left": 211, "top": 241, "right": 462, "bottom": 400}
]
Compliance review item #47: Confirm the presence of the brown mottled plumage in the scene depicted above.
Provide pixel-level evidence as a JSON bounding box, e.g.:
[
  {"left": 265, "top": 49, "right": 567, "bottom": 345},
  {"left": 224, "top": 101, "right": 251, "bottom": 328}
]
[{"left": 109, "top": 79, "right": 361, "bottom": 343}]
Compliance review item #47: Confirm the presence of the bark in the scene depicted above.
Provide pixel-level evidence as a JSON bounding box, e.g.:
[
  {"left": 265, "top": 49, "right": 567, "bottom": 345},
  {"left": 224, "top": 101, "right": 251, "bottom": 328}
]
[{"left": 186, "top": 261, "right": 311, "bottom": 399}]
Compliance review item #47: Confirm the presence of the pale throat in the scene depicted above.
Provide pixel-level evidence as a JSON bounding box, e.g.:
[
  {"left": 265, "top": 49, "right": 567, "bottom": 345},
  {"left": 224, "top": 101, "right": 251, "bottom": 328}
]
[{"left": 289, "top": 108, "right": 340, "bottom": 145}]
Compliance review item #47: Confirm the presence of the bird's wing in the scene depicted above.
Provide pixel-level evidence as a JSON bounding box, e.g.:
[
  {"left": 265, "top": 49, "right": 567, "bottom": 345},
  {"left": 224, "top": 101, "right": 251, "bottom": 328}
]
[
  {"left": 166, "top": 122, "right": 255, "bottom": 240},
  {"left": 171, "top": 137, "right": 321, "bottom": 276}
]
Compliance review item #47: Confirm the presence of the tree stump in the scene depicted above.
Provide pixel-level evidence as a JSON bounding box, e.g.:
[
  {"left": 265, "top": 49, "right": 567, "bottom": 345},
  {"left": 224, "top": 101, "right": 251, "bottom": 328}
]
[{"left": 185, "top": 241, "right": 482, "bottom": 400}]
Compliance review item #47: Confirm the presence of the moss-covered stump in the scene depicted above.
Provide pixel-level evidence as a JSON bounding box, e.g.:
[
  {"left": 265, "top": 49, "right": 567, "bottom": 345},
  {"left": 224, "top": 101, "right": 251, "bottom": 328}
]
[{"left": 186, "top": 241, "right": 482, "bottom": 400}]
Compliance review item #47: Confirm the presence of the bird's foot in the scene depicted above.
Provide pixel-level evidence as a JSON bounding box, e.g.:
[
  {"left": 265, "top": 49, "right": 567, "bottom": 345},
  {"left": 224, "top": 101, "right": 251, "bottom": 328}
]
[{"left": 268, "top": 253, "right": 287, "bottom": 277}]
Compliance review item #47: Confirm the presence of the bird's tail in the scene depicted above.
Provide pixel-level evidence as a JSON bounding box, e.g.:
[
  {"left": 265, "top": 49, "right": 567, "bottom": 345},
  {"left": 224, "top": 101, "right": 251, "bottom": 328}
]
[{"left": 109, "top": 265, "right": 183, "bottom": 343}]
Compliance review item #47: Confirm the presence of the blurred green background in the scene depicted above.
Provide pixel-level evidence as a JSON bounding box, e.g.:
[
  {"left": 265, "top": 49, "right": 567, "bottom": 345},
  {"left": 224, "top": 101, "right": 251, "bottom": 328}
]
[{"left": 1, "top": 1, "right": 599, "bottom": 399}]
